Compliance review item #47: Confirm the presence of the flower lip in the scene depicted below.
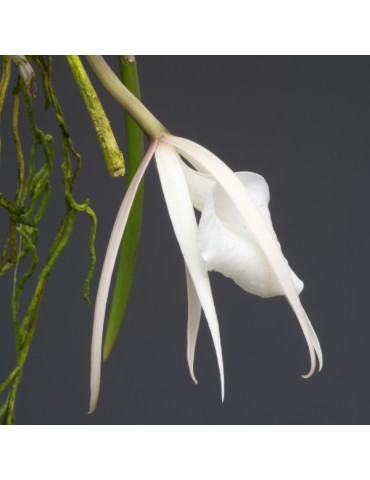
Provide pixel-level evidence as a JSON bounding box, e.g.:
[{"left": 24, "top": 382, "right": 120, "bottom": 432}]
[{"left": 197, "top": 170, "right": 305, "bottom": 298}]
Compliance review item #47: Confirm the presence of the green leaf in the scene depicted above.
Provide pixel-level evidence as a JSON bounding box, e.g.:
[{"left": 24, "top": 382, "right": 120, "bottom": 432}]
[{"left": 103, "top": 57, "right": 144, "bottom": 360}]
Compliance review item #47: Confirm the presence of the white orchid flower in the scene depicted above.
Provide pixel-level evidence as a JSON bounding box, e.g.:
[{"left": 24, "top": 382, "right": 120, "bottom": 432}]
[{"left": 89, "top": 133, "right": 322, "bottom": 413}]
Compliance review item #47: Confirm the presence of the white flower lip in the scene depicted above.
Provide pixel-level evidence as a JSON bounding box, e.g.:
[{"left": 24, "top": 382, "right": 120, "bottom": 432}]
[
  {"left": 89, "top": 132, "right": 322, "bottom": 413},
  {"left": 197, "top": 171, "right": 304, "bottom": 298}
]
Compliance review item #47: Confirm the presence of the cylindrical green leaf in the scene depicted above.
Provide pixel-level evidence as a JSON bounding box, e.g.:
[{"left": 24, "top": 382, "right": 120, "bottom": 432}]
[{"left": 103, "top": 56, "right": 145, "bottom": 360}]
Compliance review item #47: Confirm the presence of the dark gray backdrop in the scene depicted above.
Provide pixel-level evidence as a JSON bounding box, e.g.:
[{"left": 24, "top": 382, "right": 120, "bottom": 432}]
[{"left": 1, "top": 56, "right": 368, "bottom": 424}]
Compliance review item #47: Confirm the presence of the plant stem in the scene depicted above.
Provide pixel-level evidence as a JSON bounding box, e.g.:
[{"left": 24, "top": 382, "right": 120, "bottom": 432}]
[
  {"left": 0, "top": 56, "right": 11, "bottom": 117},
  {"left": 85, "top": 56, "right": 168, "bottom": 140},
  {"left": 66, "top": 55, "right": 125, "bottom": 178},
  {"left": 10, "top": 56, "right": 36, "bottom": 97}
]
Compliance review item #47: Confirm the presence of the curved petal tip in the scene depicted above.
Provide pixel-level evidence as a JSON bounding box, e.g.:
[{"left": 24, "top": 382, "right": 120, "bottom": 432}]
[
  {"left": 190, "top": 373, "right": 198, "bottom": 385},
  {"left": 88, "top": 397, "right": 97, "bottom": 414},
  {"left": 300, "top": 360, "right": 316, "bottom": 379}
]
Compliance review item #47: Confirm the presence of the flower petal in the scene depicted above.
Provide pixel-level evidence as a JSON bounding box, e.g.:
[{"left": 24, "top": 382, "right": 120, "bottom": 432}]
[
  {"left": 155, "top": 142, "right": 225, "bottom": 400},
  {"left": 164, "top": 134, "right": 322, "bottom": 376},
  {"left": 180, "top": 161, "right": 215, "bottom": 211},
  {"left": 215, "top": 172, "right": 272, "bottom": 236},
  {"left": 89, "top": 141, "right": 158, "bottom": 413},
  {"left": 185, "top": 263, "right": 201, "bottom": 384}
]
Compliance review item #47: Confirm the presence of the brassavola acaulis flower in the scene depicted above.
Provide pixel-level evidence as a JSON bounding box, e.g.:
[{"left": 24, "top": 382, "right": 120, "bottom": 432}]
[{"left": 89, "top": 133, "right": 322, "bottom": 413}]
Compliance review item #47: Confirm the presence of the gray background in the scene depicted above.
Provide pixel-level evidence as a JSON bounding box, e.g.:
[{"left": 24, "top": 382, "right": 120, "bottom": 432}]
[{"left": 0, "top": 56, "right": 369, "bottom": 424}]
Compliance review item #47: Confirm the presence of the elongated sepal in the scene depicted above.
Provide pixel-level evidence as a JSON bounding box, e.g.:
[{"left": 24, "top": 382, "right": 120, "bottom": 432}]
[
  {"left": 185, "top": 264, "right": 201, "bottom": 384},
  {"left": 89, "top": 142, "right": 157, "bottom": 413},
  {"left": 155, "top": 142, "right": 225, "bottom": 401}
]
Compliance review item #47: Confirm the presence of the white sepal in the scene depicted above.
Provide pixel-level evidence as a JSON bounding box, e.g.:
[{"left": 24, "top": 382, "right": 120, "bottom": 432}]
[
  {"left": 155, "top": 142, "right": 225, "bottom": 400},
  {"left": 185, "top": 263, "right": 201, "bottom": 384},
  {"left": 180, "top": 161, "right": 215, "bottom": 211},
  {"left": 89, "top": 141, "right": 158, "bottom": 413}
]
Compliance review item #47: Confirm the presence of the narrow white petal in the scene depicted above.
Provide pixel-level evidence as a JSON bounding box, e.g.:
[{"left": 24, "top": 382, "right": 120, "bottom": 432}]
[
  {"left": 306, "top": 316, "right": 323, "bottom": 370},
  {"left": 155, "top": 142, "right": 225, "bottom": 400},
  {"left": 89, "top": 141, "right": 158, "bottom": 413},
  {"left": 185, "top": 264, "right": 201, "bottom": 384},
  {"left": 164, "top": 134, "right": 322, "bottom": 376},
  {"left": 180, "top": 162, "right": 215, "bottom": 211}
]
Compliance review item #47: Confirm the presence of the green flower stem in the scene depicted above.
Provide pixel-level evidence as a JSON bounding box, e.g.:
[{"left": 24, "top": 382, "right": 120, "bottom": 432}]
[
  {"left": 66, "top": 55, "right": 125, "bottom": 178},
  {"left": 103, "top": 56, "right": 145, "bottom": 360},
  {"left": 85, "top": 56, "right": 168, "bottom": 140}
]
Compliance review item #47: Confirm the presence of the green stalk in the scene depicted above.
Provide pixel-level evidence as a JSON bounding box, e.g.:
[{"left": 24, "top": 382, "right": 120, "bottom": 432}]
[
  {"left": 0, "top": 56, "right": 11, "bottom": 166},
  {"left": 85, "top": 56, "right": 167, "bottom": 140},
  {"left": 0, "top": 56, "right": 11, "bottom": 117},
  {"left": 66, "top": 55, "right": 125, "bottom": 177},
  {"left": 10, "top": 56, "right": 36, "bottom": 97},
  {"left": 103, "top": 56, "right": 145, "bottom": 360}
]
